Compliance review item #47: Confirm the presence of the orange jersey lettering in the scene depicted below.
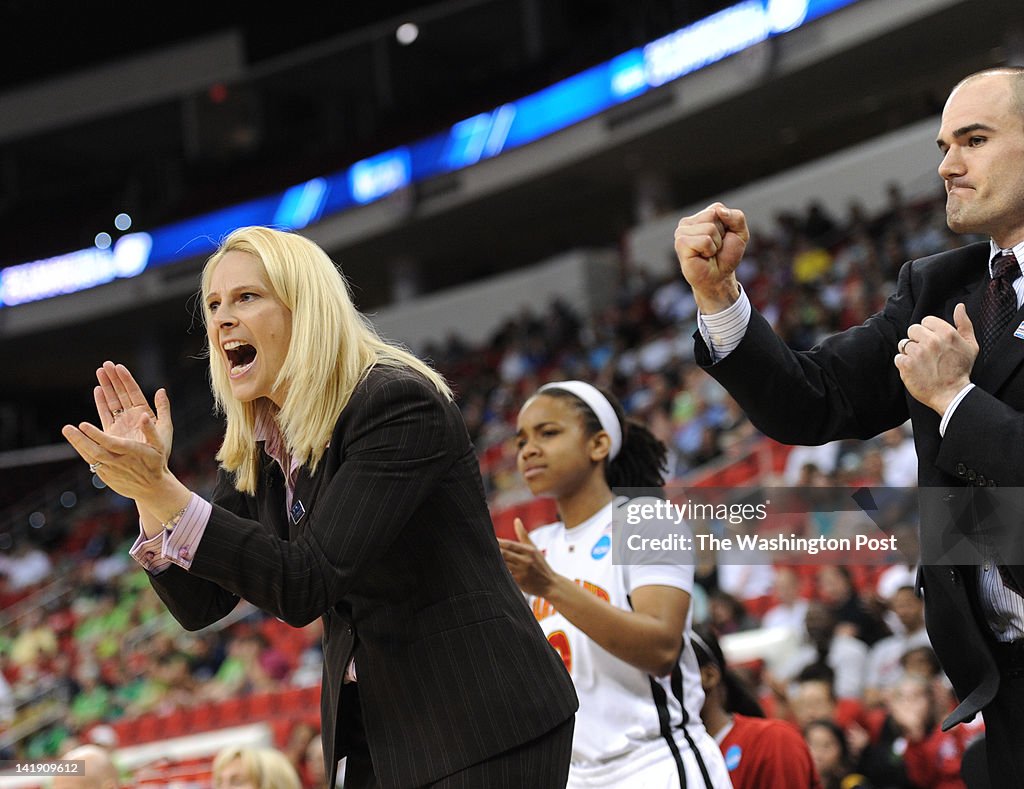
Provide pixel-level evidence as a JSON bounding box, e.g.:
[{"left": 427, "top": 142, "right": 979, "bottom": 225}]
[{"left": 532, "top": 580, "right": 611, "bottom": 622}]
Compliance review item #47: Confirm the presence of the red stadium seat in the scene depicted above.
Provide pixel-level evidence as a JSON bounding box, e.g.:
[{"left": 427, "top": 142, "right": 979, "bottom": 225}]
[
  {"left": 247, "top": 691, "right": 278, "bottom": 721},
  {"left": 185, "top": 703, "right": 218, "bottom": 732},
  {"left": 277, "top": 686, "right": 305, "bottom": 714},
  {"left": 160, "top": 708, "right": 191, "bottom": 739},
  {"left": 217, "top": 696, "right": 249, "bottom": 727},
  {"left": 135, "top": 713, "right": 162, "bottom": 743},
  {"left": 271, "top": 718, "right": 293, "bottom": 748},
  {"left": 525, "top": 497, "right": 558, "bottom": 525},
  {"left": 302, "top": 684, "right": 321, "bottom": 708}
]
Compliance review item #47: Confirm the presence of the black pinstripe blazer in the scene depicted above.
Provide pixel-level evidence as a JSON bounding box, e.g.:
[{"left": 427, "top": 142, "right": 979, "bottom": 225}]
[
  {"left": 694, "top": 242, "right": 1024, "bottom": 732},
  {"left": 147, "top": 365, "right": 578, "bottom": 788}
]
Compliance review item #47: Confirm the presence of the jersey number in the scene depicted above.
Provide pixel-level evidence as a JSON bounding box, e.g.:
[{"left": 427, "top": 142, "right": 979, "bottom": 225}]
[{"left": 548, "top": 630, "right": 572, "bottom": 672}]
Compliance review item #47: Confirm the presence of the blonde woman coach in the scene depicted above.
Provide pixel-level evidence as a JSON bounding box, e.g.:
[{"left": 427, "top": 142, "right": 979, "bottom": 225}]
[{"left": 63, "top": 226, "right": 577, "bottom": 789}]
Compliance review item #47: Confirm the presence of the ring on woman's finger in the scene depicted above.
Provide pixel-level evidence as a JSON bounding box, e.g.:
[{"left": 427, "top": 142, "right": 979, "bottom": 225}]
[
  {"left": 111, "top": 408, "right": 125, "bottom": 418},
  {"left": 898, "top": 338, "right": 911, "bottom": 354},
  {"left": 89, "top": 462, "right": 103, "bottom": 473}
]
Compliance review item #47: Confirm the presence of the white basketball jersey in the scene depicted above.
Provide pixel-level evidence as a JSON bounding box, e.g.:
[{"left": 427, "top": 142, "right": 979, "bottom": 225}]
[{"left": 525, "top": 498, "right": 711, "bottom": 773}]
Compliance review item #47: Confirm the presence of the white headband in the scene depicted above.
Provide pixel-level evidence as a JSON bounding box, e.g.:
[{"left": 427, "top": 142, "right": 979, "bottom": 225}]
[{"left": 538, "top": 380, "right": 623, "bottom": 460}]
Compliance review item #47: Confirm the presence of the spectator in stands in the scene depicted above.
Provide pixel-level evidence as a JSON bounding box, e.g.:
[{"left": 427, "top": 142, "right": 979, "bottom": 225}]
[
  {"left": 674, "top": 66, "right": 1024, "bottom": 781},
  {"left": 72, "top": 589, "right": 131, "bottom": 663},
  {"left": 706, "top": 589, "right": 757, "bottom": 635},
  {"left": 112, "top": 645, "right": 159, "bottom": 717},
  {"left": 177, "top": 631, "right": 225, "bottom": 683},
  {"left": 761, "top": 566, "right": 810, "bottom": 634},
  {"left": 901, "top": 644, "right": 943, "bottom": 682},
  {"left": 61, "top": 226, "right": 577, "bottom": 789},
  {"left": 53, "top": 743, "right": 121, "bottom": 789},
  {"left": 202, "top": 630, "right": 277, "bottom": 702},
  {"left": 781, "top": 663, "right": 868, "bottom": 745},
  {"left": 212, "top": 746, "right": 301, "bottom": 789},
  {"left": 858, "top": 673, "right": 975, "bottom": 789},
  {"left": 711, "top": 393, "right": 757, "bottom": 453},
  {"left": 23, "top": 721, "right": 74, "bottom": 762},
  {"left": 627, "top": 372, "right": 677, "bottom": 443},
  {"left": 0, "top": 539, "right": 53, "bottom": 591},
  {"left": 879, "top": 424, "right": 918, "bottom": 487},
  {"left": 791, "top": 236, "right": 834, "bottom": 286},
  {"left": 903, "top": 202, "right": 953, "bottom": 261},
  {"left": 302, "top": 732, "right": 341, "bottom": 789},
  {"left": 802, "top": 200, "right": 838, "bottom": 244},
  {"left": 783, "top": 442, "right": 842, "bottom": 485},
  {"left": 771, "top": 601, "right": 868, "bottom": 700},
  {"left": 899, "top": 644, "right": 987, "bottom": 759},
  {"left": 816, "top": 565, "right": 889, "bottom": 647},
  {"left": 118, "top": 650, "right": 194, "bottom": 717},
  {"left": 0, "top": 666, "right": 14, "bottom": 727},
  {"left": 499, "top": 380, "right": 731, "bottom": 786},
  {"left": 715, "top": 540, "right": 776, "bottom": 610},
  {"left": 290, "top": 624, "right": 324, "bottom": 689},
  {"left": 282, "top": 720, "right": 318, "bottom": 783},
  {"left": 651, "top": 262, "right": 697, "bottom": 324},
  {"left": 863, "top": 584, "right": 931, "bottom": 707},
  {"left": 804, "top": 719, "right": 872, "bottom": 789},
  {"left": 692, "top": 623, "right": 822, "bottom": 788},
  {"left": 9, "top": 607, "right": 58, "bottom": 667},
  {"left": 874, "top": 523, "right": 921, "bottom": 621},
  {"left": 68, "top": 661, "right": 114, "bottom": 729},
  {"left": 83, "top": 724, "right": 119, "bottom": 751}
]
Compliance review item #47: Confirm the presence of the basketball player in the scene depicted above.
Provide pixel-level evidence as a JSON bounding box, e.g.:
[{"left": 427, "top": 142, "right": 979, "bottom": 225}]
[{"left": 500, "top": 380, "right": 732, "bottom": 788}]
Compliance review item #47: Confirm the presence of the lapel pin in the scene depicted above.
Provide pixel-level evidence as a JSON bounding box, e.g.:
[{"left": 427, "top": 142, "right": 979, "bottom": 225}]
[{"left": 290, "top": 499, "right": 306, "bottom": 524}]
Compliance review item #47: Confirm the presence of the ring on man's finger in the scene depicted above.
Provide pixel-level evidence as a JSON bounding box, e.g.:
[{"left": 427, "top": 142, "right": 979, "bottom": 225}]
[
  {"left": 112, "top": 408, "right": 125, "bottom": 418},
  {"left": 89, "top": 462, "right": 103, "bottom": 473},
  {"left": 898, "top": 338, "right": 911, "bottom": 354}
]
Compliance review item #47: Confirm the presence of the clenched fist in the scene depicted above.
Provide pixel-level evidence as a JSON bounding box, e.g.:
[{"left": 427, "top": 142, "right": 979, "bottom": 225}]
[{"left": 674, "top": 202, "right": 749, "bottom": 314}]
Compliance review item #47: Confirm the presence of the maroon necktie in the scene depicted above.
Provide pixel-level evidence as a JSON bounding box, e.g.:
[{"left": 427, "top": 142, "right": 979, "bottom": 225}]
[
  {"left": 980, "top": 252, "right": 1023, "bottom": 594},
  {"left": 979, "top": 251, "right": 1020, "bottom": 361}
]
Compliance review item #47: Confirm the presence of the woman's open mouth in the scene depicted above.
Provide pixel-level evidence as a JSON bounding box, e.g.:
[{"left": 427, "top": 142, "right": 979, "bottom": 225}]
[{"left": 224, "top": 340, "right": 258, "bottom": 378}]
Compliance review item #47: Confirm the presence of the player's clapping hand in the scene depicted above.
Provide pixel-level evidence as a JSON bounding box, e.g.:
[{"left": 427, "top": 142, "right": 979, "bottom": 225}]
[{"left": 499, "top": 518, "right": 559, "bottom": 598}]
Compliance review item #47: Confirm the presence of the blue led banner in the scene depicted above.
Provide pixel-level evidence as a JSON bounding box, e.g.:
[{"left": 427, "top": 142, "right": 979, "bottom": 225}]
[{"left": 0, "top": 0, "right": 859, "bottom": 307}]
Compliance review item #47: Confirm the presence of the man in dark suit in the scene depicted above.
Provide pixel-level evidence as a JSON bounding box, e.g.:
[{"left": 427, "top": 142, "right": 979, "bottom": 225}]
[{"left": 673, "top": 66, "right": 1024, "bottom": 785}]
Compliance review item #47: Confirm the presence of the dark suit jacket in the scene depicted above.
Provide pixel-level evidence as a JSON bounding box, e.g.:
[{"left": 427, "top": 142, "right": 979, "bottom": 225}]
[
  {"left": 147, "top": 365, "right": 578, "bottom": 788},
  {"left": 694, "top": 241, "right": 1024, "bottom": 730}
]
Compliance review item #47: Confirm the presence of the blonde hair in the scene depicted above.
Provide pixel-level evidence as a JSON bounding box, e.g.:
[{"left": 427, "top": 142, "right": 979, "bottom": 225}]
[
  {"left": 256, "top": 748, "right": 302, "bottom": 789},
  {"left": 211, "top": 746, "right": 301, "bottom": 789},
  {"left": 211, "top": 747, "right": 260, "bottom": 787},
  {"left": 202, "top": 226, "right": 452, "bottom": 493}
]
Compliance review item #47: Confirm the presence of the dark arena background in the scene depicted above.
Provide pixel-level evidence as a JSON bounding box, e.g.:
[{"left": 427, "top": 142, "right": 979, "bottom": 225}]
[{"left": 1, "top": 0, "right": 1020, "bottom": 786}]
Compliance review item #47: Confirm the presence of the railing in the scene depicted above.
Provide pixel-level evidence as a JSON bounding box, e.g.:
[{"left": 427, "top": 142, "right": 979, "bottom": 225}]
[
  {"left": 0, "top": 574, "right": 73, "bottom": 631},
  {"left": 0, "top": 683, "right": 67, "bottom": 753},
  {"left": 680, "top": 436, "right": 790, "bottom": 489}
]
